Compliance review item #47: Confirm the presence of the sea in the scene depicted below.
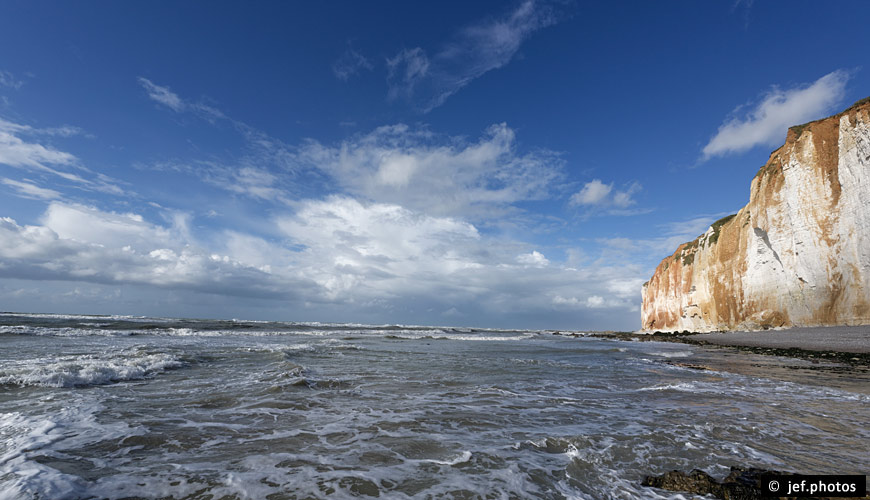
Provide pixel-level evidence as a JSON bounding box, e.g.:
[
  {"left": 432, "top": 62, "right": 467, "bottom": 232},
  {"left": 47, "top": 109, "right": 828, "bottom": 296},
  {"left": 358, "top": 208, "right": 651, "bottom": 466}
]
[{"left": 1, "top": 312, "right": 868, "bottom": 500}]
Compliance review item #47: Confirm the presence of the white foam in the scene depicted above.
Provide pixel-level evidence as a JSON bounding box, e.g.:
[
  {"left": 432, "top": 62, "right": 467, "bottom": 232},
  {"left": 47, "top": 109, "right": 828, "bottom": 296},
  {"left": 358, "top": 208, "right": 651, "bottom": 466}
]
[
  {"left": 427, "top": 450, "right": 472, "bottom": 465},
  {"left": 637, "top": 382, "right": 701, "bottom": 392},
  {"left": 649, "top": 350, "right": 694, "bottom": 358},
  {"left": 0, "top": 349, "right": 185, "bottom": 388},
  {"left": 0, "top": 403, "right": 141, "bottom": 500},
  {"left": 0, "top": 312, "right": 157, "bottom": 322}
]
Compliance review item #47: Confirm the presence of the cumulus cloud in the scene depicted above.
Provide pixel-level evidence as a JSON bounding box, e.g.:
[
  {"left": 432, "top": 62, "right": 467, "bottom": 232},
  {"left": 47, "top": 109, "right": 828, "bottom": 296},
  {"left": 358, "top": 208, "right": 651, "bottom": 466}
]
[
  {"left": 571, "top": 179, "right": 612, "bottom": 205},
  {"left": 298, "top": 122, "right": 563, "bottom": 219},
  {"left": 702, "top": 70, "right": 850, "bottom": 159},
  {"left": 387, "top": 0, "right": 563, "bottom": 111},
  {"left": 41, "top": 203, "right": 177, "bottom": 251},
  {"left": 333, "top": 45, "right": 374, "bottom": 81},
  {"left": 0, "top": 199, "right": 646, "bottom": 328},
  {"left": 552, "top": 294, "right": 615, "bottom": 309},
  {"left": 570, "top": 179, "right": 641, "bottom": 212},
  {"left": 516, "top": 250, "right": 549, "bottom": 268},
  {"left": 0, "top": 203, "right": 307, "bottom": 298},
  {"left": 274, "top": 196, "right": 644, "bottom": 319},
  {"left": 276, "top": 196, "right": 484, "bottom": 300}
]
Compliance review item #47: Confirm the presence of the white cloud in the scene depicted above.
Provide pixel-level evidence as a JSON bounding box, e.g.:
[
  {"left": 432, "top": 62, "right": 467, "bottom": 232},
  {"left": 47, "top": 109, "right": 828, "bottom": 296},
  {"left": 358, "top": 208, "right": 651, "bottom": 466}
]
[
  {"left": 298, "top": 122, "right": 563, "bottom": 219},
  {"left": 41, "top": 203, "right": 175, "bottom": 251},
  {"left": 138, "top": 77, "right": 185, "bottom": 112},
  {"left": 141, "top": 93, "right": 563, "bottom": 219},
  {"left": 516, "top": 250, "right": 549, "bottom": 268},
  {"left": 34, "top": 125, "right": 88, "bottom": 138},
  {"left": 442, "top": 307, "right": 462, "bottom": 317},
  {"left": 277, "top": 196, "right": 483, "bottom": 298},
  {"left": 571, "top": 179, "right": 612, "bottom": 205},
  {"left": 137, "top": 81, "right": 300, "bottom": 201},
  {"left": 585, "top": 295, "right": 605, "bottom": 308},
  {"left": 272, "top": 196, "right": 645, "bottom": 322},
  {"left": 0, "top": 203, "right": 306, "bottom": 298},
  {"left": 1, "top": 178, "right": 61, "bottom": 200},
  {"left": 0, "top": 118, "right": 76, "bottom": 164},
  {"left": 551, "top": 291, "right": 630, "bottom": 311},
  {"left": 0, "top": 117, "right": 84, "bottom": 182},
  {"left": 387, "top": 48, "right": 430, "bottom": 101},
  {"left": 702, "top": 70, "right": 850, "bottom": 159},
  {"left": 612, "top": 182, "right": 641, "bottom": 208},
  {"left": 228, "top": 166, "right": 283, "bottom": 200},
  {"left": 333, "top": 45, "right": 374, "bottom": 81},
  {"left": 570, "top": 179, "right": 641, "bottom": 212},
  {"left": 0, "top": 70, "right": 24, "bottom": 90},
  {"left": 0, "top": 117, "right": 125, "bottom": 195},
  {"left": 0, "top": 197, "right": 649, "bottom": 328},
  {"left": 151, "top": 157, "right": 296, "bottom": 203},
  {"left": 387, "top": 0, "right": 562, "bottom": 111}
]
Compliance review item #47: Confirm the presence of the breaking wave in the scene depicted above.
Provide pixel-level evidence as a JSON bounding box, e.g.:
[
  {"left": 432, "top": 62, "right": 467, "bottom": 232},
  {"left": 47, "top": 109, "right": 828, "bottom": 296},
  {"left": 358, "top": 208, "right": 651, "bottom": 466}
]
[{"left": 0, "top": 349, "right": 186, "bottom": 388}]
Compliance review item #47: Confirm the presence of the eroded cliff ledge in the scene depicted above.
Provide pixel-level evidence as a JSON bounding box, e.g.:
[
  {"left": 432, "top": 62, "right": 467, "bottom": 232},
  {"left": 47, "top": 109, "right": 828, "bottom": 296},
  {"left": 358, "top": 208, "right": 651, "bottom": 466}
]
[{"left": 642, "top": 98, "right": 870, "bottom": 332}]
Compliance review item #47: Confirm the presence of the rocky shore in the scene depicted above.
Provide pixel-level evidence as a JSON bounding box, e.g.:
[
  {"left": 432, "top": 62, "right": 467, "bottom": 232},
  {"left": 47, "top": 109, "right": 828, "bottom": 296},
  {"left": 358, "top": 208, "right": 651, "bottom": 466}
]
[
  {"left": 588, "top": 328, "right": 870, "bottom": 367},
  {"left": 642, "top": 467, "right": 869, "bottom": 499}
]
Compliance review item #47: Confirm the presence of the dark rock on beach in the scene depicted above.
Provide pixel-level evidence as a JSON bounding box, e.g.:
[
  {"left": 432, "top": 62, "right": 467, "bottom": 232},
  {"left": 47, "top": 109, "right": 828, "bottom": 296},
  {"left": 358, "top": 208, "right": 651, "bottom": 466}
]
[
  {"left": 642, "top": 467, "right": 869, "bottom": 499},
  {"left": 643, "top": 467, "right": 760, "bottom": 499}
]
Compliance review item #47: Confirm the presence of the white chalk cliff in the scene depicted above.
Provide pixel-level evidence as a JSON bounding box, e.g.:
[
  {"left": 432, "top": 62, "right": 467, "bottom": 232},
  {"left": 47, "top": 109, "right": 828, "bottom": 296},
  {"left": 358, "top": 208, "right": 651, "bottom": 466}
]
[{"left": 642, "top": 98, "right": 870, "bottom": 332}]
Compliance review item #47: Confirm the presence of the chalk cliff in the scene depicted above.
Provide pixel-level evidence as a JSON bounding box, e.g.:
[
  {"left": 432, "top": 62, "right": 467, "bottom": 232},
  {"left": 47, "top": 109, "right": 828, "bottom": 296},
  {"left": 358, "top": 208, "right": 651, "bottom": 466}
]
[{"left": 642, "top": 98, "right": 870, "bottom": 332}]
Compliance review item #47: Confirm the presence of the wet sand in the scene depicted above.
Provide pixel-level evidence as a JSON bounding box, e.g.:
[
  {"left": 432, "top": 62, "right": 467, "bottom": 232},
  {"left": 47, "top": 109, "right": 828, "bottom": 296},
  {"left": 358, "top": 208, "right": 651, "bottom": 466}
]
[{"left": 587, "top": 326, "right": 870, "bottom": 394}]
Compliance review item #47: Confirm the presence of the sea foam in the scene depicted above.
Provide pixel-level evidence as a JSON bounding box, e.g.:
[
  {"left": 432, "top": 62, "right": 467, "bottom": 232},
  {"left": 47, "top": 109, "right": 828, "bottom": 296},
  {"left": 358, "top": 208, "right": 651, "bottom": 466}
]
[{"left": 0, "top": 349, "right": 185, "bottom": 388}]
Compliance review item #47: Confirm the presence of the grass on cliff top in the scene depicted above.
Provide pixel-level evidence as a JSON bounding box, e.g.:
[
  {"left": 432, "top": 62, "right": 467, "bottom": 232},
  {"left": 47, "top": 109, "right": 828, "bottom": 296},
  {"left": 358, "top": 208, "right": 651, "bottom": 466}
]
[
  {"left": 707, "top": 213, "right": 737, "bottom": 245},
  {"left": 671, "top": 213, "right": 737, "bottom": 265},
  {"left": 788, "top": 96, "right": 870, "bottom": 140},
  {"left": 790, "top": 123, "right": 810, "bottom": 140},
  {"left": 850, "top": 96, "right": 870, "bottom": 108}
]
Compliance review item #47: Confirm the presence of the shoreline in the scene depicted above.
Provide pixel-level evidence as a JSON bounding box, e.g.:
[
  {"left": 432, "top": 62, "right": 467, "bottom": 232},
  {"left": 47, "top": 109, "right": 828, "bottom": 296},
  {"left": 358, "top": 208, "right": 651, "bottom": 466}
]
[
  {"left": 587, "top": 327, "right": 870, "bottom": 395},
  {"left": 588, "top": 326, "right": 870, "bottom": 366},
  {"left": 591, "top": 326, "right": 870, "bottom": 498}
]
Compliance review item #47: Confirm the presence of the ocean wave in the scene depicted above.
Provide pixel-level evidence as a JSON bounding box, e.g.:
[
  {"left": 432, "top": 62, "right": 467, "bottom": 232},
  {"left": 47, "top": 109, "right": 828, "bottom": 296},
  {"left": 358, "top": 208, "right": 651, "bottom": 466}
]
[
  {"left": 0, "top": 349, "right": 187, "bottom": 388},
  {"left": 636, "top": 378, "right": 870, "bottom": 403},
  {"left": 0, "top": 312, "right": 160, "bottom": 322},
  {"left": 0, "top": 325, "right": 129, "bottom": 337},
  {"left": 648, "top": 350, "right": 694, "bottom": 358},
  {"left": 0, "top": 314, "right": 544, "bottom": 340},
  {"left": 426, "top": 450, "right": 472, "bottom": 465},
  {"left": 0, "top": 401, "right": 143, "bottom": 500}
]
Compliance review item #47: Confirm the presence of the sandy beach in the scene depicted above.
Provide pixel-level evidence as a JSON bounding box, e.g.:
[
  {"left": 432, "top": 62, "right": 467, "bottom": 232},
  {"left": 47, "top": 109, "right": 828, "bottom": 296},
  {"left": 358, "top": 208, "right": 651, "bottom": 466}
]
[{"left": 690, "top": 325, "right": 870, "bottom": 354}]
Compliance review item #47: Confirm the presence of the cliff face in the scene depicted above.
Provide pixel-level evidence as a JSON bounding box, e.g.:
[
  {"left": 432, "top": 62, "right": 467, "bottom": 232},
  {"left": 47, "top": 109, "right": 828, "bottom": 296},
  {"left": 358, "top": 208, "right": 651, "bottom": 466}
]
[{"left": 642, "top": 98, "right": 870, "bottom": 332}]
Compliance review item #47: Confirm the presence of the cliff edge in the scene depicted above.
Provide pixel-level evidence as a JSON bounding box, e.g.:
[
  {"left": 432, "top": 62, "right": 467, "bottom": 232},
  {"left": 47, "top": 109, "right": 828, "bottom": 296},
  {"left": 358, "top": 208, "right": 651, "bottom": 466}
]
[{"left": 642, "top": 98, "right": 870, "bottom": 332}]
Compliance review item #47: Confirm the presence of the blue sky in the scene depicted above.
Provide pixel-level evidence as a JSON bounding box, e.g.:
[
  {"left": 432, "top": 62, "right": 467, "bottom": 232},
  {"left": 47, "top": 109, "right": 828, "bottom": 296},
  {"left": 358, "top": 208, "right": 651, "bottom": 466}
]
[{"left": 1, "top": 1, "right": 868, "bottom": 330}]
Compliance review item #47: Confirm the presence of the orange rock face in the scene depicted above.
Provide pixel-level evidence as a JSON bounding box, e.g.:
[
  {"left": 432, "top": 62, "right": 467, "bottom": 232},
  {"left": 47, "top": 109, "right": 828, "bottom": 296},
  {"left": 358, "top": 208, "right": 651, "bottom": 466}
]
[{"left": 641, "top": 98, "right": 870, "bottom": 332}]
